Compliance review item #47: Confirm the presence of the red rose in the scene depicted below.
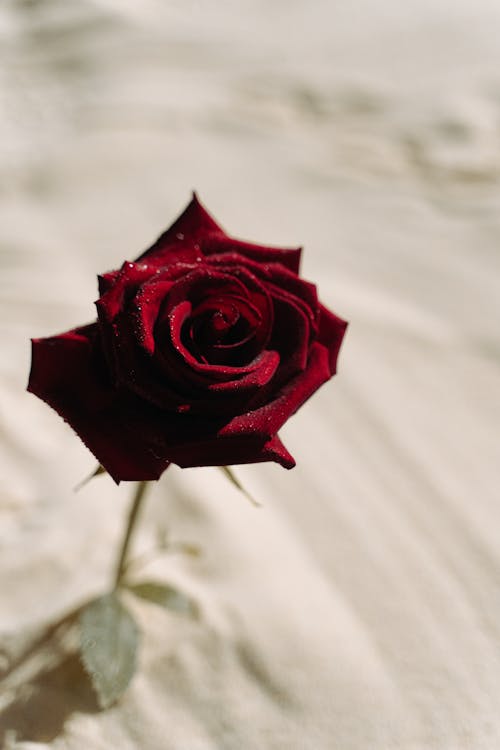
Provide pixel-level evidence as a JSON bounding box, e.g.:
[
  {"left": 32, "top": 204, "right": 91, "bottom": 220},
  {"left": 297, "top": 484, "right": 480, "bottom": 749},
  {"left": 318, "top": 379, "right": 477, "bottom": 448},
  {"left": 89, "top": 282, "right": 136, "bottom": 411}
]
[{"left": 28, "top": 195, "right": 347, "bottom": 482}]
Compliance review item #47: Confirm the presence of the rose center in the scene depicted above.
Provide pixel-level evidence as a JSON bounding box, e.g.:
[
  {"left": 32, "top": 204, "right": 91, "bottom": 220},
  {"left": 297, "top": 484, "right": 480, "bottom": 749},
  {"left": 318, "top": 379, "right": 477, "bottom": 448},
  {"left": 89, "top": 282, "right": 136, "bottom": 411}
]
[{"left": 183, "top": 297, "right": 260, "bottom": 366}]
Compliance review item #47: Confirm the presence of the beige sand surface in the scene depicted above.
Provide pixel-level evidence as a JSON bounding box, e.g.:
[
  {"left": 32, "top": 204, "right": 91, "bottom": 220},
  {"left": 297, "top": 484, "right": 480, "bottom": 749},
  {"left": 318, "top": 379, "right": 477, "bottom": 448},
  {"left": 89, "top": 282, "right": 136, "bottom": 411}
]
[{"left": 1, "top": 1, "right": 500, "bottom": 748}]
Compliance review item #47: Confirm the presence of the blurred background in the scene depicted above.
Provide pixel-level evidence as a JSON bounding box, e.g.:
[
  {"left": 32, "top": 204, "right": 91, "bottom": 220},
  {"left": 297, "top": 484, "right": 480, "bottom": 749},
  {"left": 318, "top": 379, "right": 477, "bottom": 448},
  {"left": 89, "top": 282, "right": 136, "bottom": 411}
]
[{"left": 1, "top": 1, "right": 500, "bottom": 748}]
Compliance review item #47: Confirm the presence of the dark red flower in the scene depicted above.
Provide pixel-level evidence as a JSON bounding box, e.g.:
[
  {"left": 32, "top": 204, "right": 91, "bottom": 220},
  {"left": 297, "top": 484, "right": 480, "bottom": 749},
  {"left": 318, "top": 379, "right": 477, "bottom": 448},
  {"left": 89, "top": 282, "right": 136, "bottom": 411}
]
[{"left": 28, "top": 194, "right": 347, "bottom": 482}]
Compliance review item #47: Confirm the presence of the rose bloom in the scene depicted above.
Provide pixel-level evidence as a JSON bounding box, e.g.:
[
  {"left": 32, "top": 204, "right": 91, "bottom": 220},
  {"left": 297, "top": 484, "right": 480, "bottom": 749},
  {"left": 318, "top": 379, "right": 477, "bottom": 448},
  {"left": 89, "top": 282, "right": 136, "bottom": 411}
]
[{"left": 28, "top": 195, "right": 347, "bottom": 482}]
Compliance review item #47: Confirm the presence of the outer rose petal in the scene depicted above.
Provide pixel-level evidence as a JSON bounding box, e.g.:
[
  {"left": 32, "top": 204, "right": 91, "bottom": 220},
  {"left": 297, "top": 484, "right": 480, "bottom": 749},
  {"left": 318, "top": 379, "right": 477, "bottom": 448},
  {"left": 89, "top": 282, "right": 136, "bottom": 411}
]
[
  {"left": 317, "top": 304, "right": 349, "bottom": 373},
  {"left": 28, "top": 325, "right": 170, "bottom": 482},
  {"left": 139, "top": 342, "right": 334, "bottom": 474},
  {"left": 166, "top": 433, "right": 295, "bottom": 470},
  {"left": 219, "top": 341, "right": 334, "bottom": 441},
  {"left": 136, "top": 193, "right": 302, "bottom": 273},
  {"left": 202, "top": 236, "right": 302, "bottom": 275},
  {"left": 136, "top": 193, "right": 225, "bottom": 266}
]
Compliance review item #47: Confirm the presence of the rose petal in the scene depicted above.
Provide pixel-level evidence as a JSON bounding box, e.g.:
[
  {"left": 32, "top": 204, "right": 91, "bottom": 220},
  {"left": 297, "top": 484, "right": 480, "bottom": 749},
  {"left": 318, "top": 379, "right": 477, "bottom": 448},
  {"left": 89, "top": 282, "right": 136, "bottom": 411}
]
[
  {"left": 265, "top": 264, "right": 319, "bottom": 331},
  {"left": 219, "top": 341, "right": 332, "bottom": 441},
  {"left": 202, "top": 236, "right": 302, "bottom": 274},
  {"left": 317, "top": 304, "right": 349, "bottom": 373},
  {"left": 98, "top": 269, "right": 121, "bottom": 296},
  {"left": 166, "top": 432, "right": 295, "bottom": 469},
  {"left": 267, "top": 291, "right": 310, "bottom": 383},
  {"left": 27, "top": 325, "right": 170, "bottom": 482},
  {"left": 135, "top": 194, "right": 302, "bottom": 274},
  {"left": 136, "top": 193, "right": 225, "bottom": 267},
  {"left": 131, "top": 280, "right": 177, "bottom": 355},
  {"left": 206, "top": 252, "right": 317, "bottom": 331},
  {"left": 259, "top": 434, "right": 296, "bottom": 468},
  {"left": 96, "top": 261, "right": 154, "bottom": 322}
]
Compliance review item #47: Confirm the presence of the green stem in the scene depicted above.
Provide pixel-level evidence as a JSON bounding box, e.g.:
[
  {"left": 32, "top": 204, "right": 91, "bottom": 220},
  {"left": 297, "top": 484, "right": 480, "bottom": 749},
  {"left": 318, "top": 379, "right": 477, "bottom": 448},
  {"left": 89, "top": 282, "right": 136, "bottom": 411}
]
[{"left": 113, "top": 481, "right": 149, "bottom": 589}]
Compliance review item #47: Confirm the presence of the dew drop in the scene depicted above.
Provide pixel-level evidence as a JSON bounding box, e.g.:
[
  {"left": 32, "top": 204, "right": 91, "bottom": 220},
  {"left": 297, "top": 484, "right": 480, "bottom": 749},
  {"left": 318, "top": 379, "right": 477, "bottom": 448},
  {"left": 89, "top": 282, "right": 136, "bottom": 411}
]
[{"left": 176, "top": 233, "right": 185, "bottom": 240}]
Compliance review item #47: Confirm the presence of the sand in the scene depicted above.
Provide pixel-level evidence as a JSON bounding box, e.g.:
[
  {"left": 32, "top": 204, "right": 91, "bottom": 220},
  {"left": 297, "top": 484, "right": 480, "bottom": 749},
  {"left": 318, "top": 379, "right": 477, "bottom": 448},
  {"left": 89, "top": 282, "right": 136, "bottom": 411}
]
[{"left": 1, "top": 1, "right": 500, "bottom": 747}]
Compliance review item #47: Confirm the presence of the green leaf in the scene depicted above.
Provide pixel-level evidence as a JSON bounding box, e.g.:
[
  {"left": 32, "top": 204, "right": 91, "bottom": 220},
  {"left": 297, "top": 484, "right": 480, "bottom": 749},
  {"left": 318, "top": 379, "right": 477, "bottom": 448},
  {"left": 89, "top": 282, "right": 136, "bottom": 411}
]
[
  {"left": 126, "top": 581, "right": 199, "bottom": 617},
  {"left": 220, "top": 466, "right": 260, "bottom": 507},
  {"left": 79, "top": 592, "right": 139, "bottom": 709}
]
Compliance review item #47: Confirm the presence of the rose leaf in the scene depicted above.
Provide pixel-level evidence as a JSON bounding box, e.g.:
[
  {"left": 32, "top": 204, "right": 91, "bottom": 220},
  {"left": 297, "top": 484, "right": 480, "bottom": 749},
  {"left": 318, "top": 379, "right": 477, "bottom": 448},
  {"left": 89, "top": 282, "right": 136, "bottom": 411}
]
[
  {"left": 126, "top": 581, "right": 199, "bottom": 617},
  {"left": 79, "top": 592, "right": 139, "bottom": 709}
]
